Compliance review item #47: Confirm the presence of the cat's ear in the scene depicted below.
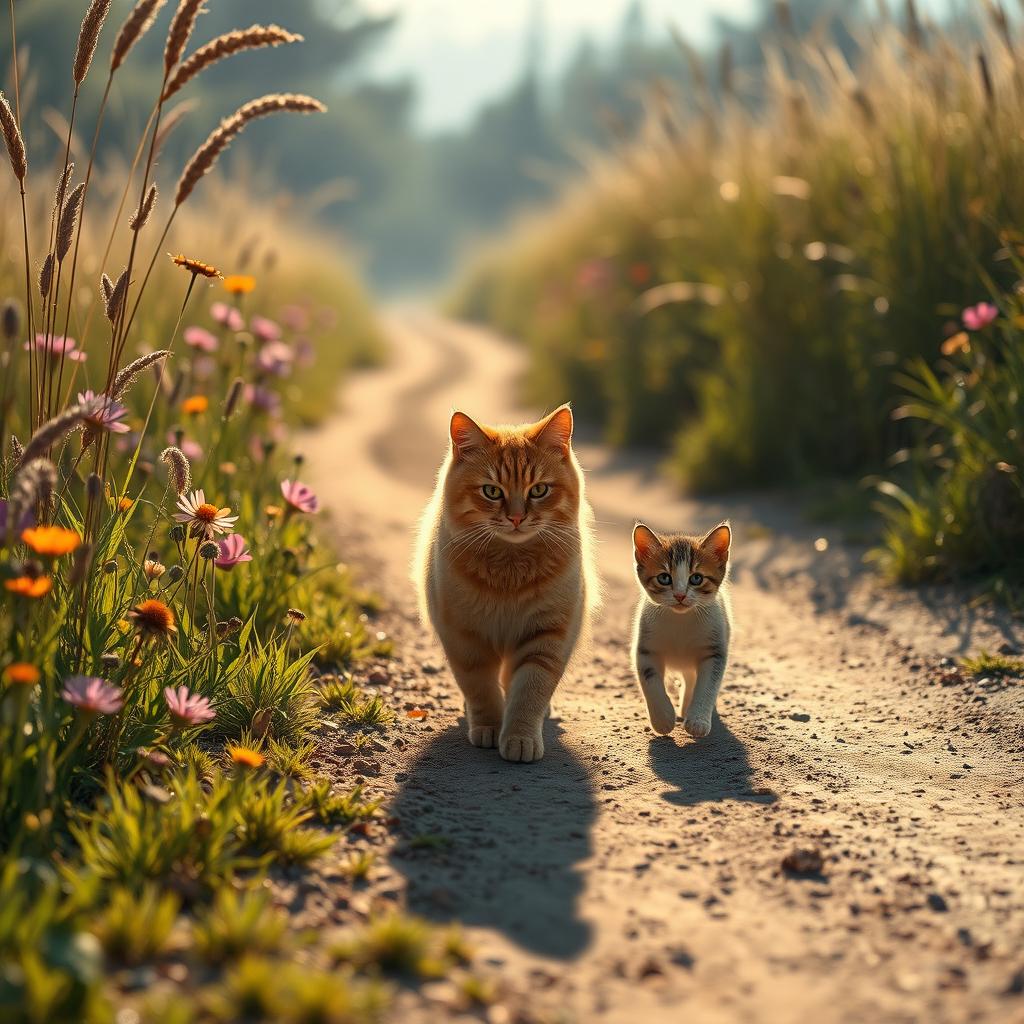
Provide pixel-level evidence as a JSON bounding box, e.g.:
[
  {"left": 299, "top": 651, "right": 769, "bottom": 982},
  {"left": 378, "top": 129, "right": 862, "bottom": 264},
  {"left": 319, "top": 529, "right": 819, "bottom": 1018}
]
[
  {"left": 702, "top": 522, "right": 731, "bottom": 562},
  {"left": 450, "top": 411, "right": 489, "bottom": 457},
  {"left": 633, "top": 523, "right": 661, "bottom": 563},
  {"left": 529, "top": 404, "right": 573, "bottom": 454}
]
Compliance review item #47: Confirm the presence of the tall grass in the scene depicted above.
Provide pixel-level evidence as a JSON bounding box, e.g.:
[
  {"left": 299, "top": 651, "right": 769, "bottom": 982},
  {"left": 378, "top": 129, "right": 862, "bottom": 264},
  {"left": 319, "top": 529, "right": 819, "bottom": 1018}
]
[{"left": 454, "top": 7, "right": 1024, "bottom": 492}]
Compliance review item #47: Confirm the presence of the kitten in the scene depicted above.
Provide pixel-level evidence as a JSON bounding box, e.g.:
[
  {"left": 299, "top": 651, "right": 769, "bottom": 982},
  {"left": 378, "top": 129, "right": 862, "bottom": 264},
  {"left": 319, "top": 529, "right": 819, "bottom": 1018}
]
[
  {"left": 631, "top": 521, "right": 732, "bottom": 739},
  {"left": 413, "top": 404, "right": 598, "bottom": 763}
]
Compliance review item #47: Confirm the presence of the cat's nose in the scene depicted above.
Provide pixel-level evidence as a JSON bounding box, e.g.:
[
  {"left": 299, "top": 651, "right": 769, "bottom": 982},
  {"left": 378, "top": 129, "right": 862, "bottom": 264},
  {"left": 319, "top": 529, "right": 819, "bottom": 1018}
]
[
  {"left": 673, "top": 592, "right": 687, "bottom": 602},
  {"left": 507, "top": 513, "right": 524, "bottom": 528}
]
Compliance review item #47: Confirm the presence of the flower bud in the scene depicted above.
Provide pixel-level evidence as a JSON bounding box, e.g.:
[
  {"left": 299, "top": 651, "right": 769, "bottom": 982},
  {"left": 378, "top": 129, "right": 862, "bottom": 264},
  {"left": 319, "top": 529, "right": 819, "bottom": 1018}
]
[
  {"left": 87, "top": 473, "right": 103, "bottom": 503},
  {"left": 100, "top": 652, "right": 121, "bottom": 670},
  {"left": 68, "top": 542, "right": 93, "bottom": 586},
  {"left": 102, "top": 558, "right": 118, "bottom": 574},
  {"left": 198, "top": 540, "right": 220, "bottom": 560},
  {"left": 2, "top": 299, "right": 21, "bottom": 341},
  {"left": 169, "top": 524, "right": 186, "bottom": 543},
  {"left": 166, "top": 565, "right": 186, "bottom": 583}
]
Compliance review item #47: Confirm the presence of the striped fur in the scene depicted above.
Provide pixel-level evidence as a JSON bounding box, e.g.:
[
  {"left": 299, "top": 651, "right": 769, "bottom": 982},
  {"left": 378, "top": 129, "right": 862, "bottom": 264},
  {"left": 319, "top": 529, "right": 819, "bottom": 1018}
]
[
  {"left": 413, "top": 405, "right": 599, "bottom": 762},
  {"left": 631, "top": 521, "right": 732, "bottom": 738}
]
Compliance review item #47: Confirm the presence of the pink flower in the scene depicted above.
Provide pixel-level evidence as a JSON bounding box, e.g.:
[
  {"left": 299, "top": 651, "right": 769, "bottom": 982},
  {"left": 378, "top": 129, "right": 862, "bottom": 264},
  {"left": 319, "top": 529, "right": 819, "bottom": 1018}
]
[
  {"left": 282, "top": 304, "right": 311, "bottom": 331},
  {"left": 184, "top": 326, "right": 218, "bottom": 352},
  {"left": 167, "top": 432, "right": 203, "bottom": 461},
  {"left": 281, "top": 479, "right": 319, "bottom": 514},
  {"left": 24, "top": 334, "right": 86, "bottom": 362},
  {"left": 211, "top": 302, "right": 244, "bottom": 332},
  {"left": 78, "top": 390, "right": 130, "bottom": 434},
  {"left": 294, "top": 338, "right": 315, "bottom": 368},
  {"left": 245, "top": 384, "right": 281, "bottom": 416},
  {"left": 256, "top": 340, "right": 293, "bottom": 376},
  {"left": 962, "top": 302, "right": 998, "bottom": 330},
  {"left": 164, "top": 684, "right": 216, "bottom": 728},
  {"left": 62, "top": 675, "right": 124, "bottom": 716},
  {"left": 192, "top": 355, "right": 217, "bottom": 382},
  {"left": 215, "top": 533, "right": 253, "bottom": 569},
  {"left": 250, "top": 315, "right": 282, "bottom": 343}
]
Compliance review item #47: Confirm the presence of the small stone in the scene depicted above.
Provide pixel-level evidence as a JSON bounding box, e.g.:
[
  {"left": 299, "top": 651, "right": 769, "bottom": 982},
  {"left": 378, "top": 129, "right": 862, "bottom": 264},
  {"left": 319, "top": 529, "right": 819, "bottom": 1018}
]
[
  {"left": 927, "top": 892, "right": 949, "bottom": 912},
  {"left": 789, "top": 712, "right": 811, "bottom": 722},
  {"left": 782, "top": 847, "right": 824, "bottom": 876}
]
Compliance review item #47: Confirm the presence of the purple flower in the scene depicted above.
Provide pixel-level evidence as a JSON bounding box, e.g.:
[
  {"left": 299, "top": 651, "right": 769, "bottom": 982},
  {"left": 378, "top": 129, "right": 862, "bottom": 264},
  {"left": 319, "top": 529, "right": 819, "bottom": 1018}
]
[
  {"left": 24, "top": 334, "right": 86, "bottom": 362},
  {"left": 282, "top": 304, "right": 311, "bottom": 331},
  {"left": 78, "top": 390, "right": 130, "bottom": 434},
  {"left": 294, "top": 338, "right": 315, "bottom": 368},
  {"left": 256, "top": 340, "right": 293, "bottom": 377},
  {"left": 250, "top": 315, "right": 282, "bottom": 343},
  {"left": 962, "top": 302, "right": 999, "bottom": 331},
  {"left": 215, "top": 533, "right": 253, "bottom": 569},
  {"left": 62, "top": 675, "right": 124, "bottom": 716},
  {"left": 245, "top": 384, "right": 281, "bottom": 416},
  {"left": 184, "top": 326, "right": 218, "bottom": 352},
  {"left": 281, "top": 479, "right": 319, "bottom": 514},
  {"left": 167, "top": 432, "right": 204, "bottom": 461},
  {"left": 211, "top": 302, "right": 244, "bottom": 332},
  {"left": 164, "top": 684, "right": 216, "bottom": 728}
]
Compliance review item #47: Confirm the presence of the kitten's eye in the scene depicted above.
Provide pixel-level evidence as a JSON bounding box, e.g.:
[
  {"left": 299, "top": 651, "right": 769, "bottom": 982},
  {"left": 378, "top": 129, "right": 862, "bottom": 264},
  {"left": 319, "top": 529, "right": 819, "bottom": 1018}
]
[
  {"left": 481, "top": 484, "right": 502, "bottom": 500},
  {"left": 689, "top": 572, "right": 704, "bottom": 586},
  {"left": 528, "top": 483, "right": 550, "bottom": 499},
  {"left": 655, "top": 572, "right": 672, "bottom": 586}
]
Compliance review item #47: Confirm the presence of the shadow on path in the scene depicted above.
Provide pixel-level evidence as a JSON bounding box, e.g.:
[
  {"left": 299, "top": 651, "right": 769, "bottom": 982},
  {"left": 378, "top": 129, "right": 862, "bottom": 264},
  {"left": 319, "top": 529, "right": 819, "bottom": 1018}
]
[
  {"left": 391, "top": 718, "right": 596, "bottom": 960},
  {"left": 648, "top": 716, "right": 776, "bottom": 806}
]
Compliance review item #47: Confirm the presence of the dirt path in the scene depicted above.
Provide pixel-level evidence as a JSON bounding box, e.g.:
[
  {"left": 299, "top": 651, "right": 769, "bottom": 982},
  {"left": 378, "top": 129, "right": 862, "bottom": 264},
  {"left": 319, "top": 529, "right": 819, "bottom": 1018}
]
[{"left": 305, "top": 311, "right": 1024, "bottom": 1024}]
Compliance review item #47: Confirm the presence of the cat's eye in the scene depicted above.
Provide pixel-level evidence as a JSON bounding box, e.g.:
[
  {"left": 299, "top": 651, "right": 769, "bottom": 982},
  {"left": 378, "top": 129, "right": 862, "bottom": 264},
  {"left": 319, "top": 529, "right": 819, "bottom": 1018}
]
[
  {"left": 481, "top": 484, "right": 502, "bottom": 500},
  {"left": 655, "top": 572, "right": 672, "bottom": 586},
  {"left": 689, "top": 572, "right": 704, "bottom": 586},
  {"left": 528, "top": 483, "right": 550, "bottom": 499}
]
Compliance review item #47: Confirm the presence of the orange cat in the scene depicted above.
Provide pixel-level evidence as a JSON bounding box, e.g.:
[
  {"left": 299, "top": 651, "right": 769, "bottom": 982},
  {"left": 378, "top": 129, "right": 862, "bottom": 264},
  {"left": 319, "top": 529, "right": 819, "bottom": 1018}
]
[{"left": 413, "top": 405, "right": 598, "bottom": 762}]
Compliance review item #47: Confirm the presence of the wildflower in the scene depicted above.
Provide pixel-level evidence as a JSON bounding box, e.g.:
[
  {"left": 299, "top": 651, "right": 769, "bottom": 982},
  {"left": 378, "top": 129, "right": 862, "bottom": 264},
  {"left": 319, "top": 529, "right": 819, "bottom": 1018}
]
[
  {"left": 281, "top": 479, "right": 319, "bottom": 515},
  {"left": 22, "top": 526, "right": 81, "bottom": 557},
  {"left": 286, "top": 608, "right": 306, "bottom": 624},
  {"left": 3, "top": 663, "right": 40, "bottom": 687},
  {"left": 198, "top": 540, "right": 220, "bottom": 560},
  {"left": 264, "top": 504, "right": 283, "bottom": 520},
  {"left": 228, "top": 745, "right": 264, "bottom": 769},
  {"left": 127, "top": 598, "right": 177, "bottom": 638},
  {"left": 962, "top": 302, "right": 998, "bottom": 330},
  {"left": 250, "top": 315, "right": 281, "bottom": 343},
  {"left": 23, "top": 334, "right": 87, "bottom": 362},
  {"left": 211, "top": 302, "right": 244, "bottom": 332},
  {"left": 144, "top": 558, "right": 166, "bottom": 581},
  {"left": 62, "top": 675, "right": 124, "bottom": 716},
  {"left": 166, "top": 565, "right": 186, "bottom": 584},
  {"left": 117, "top": 496, "right": 134, "bottom": 513},
  {"left": 940, "top": 331, "right": 971, "bottom": 356},
  {"left": 216, "top": 615, "right": 243, "bottom": 638},
  {"left": 256, "top": 340, "right": 293, "bottom": 376},
  {"left": 245, "top": 385, "right": 281, "bottom": 416},
  {"left": 224, "top": 274, "right": 255, "bottom": 296},
  {"left": 167, "top": 432, "right": 204, "bottom": 462},
  {"left": 5, "top": 576, "right": 52, "bottom": 598},
  {"left": 169, "top": 253, "right": 221, "bottom": 278},
  {"left": 164, "top": 684, "right": 216, "bottom": 728},
  {"left": 183, "top": 326, "right": 218, "bottom": 352},
  {"left": 181, "top": 394, "right": 209, "bottom": 415},
  {"left": 174, "top": 489, "right": 239, "bottom": 538},
  {"left": 78, "top": 390, "right": 130, "bottom": 434},
  {"left": 281, "top": 304, "right": 310, "bottom": 331},
  {"left": 215, "top": 534, "right": 253, "bottom": 570}
]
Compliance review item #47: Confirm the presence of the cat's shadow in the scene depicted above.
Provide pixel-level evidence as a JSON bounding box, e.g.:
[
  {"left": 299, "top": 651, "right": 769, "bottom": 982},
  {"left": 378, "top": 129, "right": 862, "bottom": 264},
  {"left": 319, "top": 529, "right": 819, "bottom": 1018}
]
[
  {"left": 648, "top": 716, "right": 777, "bottom": 806},
  {"left": 390, "top": 717, "right": 595, "bottom": 960}
]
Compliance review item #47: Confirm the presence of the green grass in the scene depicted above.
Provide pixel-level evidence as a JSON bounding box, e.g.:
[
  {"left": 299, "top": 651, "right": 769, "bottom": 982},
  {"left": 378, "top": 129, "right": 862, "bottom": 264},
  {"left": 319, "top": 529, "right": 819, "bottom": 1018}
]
[{"left": 960, "top": 651, "right": 1024, "bottom": 678}]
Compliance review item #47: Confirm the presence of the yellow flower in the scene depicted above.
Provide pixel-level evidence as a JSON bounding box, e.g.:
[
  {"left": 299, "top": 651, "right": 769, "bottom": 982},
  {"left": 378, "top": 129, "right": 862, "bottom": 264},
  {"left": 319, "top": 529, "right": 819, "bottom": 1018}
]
[
  {"left": 3, "top": 663, "right": 40, "bottom": 686},
  {"left": 127, "top": 599, "right": 177, "bottom": 638},
  {"left": 169, "top": 253, "right": 221, "bottom": 278},
  {"left": 228, "top": 745, "right": 264, "bottom": 769},
  {"left": 223, "top": 274, "right": 255, "bottom": 296},
  {"left": 21, "top": 526, "right": 81, "bottom": 557},
  {"left": 181, "top": 395, "right": 209, "bottom": 415},
  {"left": 5, "top": 576, "right": 52, "bottom": 598}
]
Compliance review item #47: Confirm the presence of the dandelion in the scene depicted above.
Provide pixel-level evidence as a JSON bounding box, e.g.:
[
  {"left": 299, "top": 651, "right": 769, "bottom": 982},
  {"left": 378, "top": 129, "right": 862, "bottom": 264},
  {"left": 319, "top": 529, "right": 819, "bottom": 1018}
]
[
  {"left": 183, "top": 326, "right": 218, "bottom": 352},
  {"left": 228, "top": 745, "right": 264, "bottom": 769},
  {"left": 281, "top": 479, "right": 319, "bottom": 515},
  {"left": 214, "top": 534, "right": 253, "bottom": 570},
  {"left": 23, "top": 334, "right": 87, "bottom": 362},
  {"left": 174, "top": 489, "right": 239, "bottom": 538},
  {"left": 5, "top": 576, "right": 52, "bottom": 598},
  {"left": 3, "top": 663, "right": 40, "bottom": 687},
  {"left": 250, "top": 315, "right": 281, "bottom": 343},
  {"left": 78, "top": 390, "right": 130, "bottom": 434},
  {"left": 22, "top": 526, "right": 81, "bottom": 557},
  {"left": 211, "top": 302, "right": 244, "bottom": 331},
  {"left": 181, "top": 394, "right": 209, "bottom": 415},
  {"left": 169, "top": 253, "right": 221, "bottom": 278},
  {"left": 62, "top": 675, "right": 124, "bottom": 716},
  {"left": 164, "top": 684, "right": 216, "bottom": 728},
  {"left": 224, "top": 274, "right": 255, "bottom": 295},
  {"left": 962, "top": 302, "right": 998, "bottom": 330},
  {"left": 127, "top": 598, "right": 177, "bottom": 638}
]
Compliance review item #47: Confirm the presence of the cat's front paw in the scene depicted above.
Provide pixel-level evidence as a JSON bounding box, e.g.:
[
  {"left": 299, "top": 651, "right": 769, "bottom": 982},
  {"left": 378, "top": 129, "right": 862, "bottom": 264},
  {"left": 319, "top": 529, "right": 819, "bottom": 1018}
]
[
  {"left": 498, "top": 729, "right": 544, "bottom": 763},
  {"left": 683, "top": 714, "right": 712, "bottom": 739},
  {"left": 468, "top": 724, "right": 498, "bottom": 748},
  {"left": 648, "top": 699, "right": 676, "bottom": 735}
]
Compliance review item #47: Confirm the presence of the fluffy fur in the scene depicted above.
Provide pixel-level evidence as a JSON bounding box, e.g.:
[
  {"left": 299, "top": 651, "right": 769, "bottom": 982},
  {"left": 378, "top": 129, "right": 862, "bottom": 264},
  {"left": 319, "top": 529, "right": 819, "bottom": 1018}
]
[
  {"left": 631, "top": 521, "right": 732, "bottom": 738},
  {"left": 413, "top": 404, "right": 598, "bottom": 763}
]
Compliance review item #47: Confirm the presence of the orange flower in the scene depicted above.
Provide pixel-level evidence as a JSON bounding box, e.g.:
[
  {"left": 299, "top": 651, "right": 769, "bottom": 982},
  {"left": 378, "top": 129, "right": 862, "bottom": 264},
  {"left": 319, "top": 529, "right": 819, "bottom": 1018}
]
[
  {"left": 117, "top": 496, "right": 134, "bottom": 513},
  {"left": 5, "top": 576, "right": 52, "bottom": 598},
  {"left": 21, "top": 526, "right": 81, "bottom": 557},
  {"left": 3, "top": 663, "right": 40, "bottom": 686},
  {"left": 127, "top": 598, "right": 177, "bottom": 638},
  {"left": 169, "top": 253, "right": 221, "bottom": 278},
  {"left": 223, "top": 274, "right": 255, "bottom": 296},
  {"left": 228, "top": 745, "right": 264, "bottom": 769},
  {"left": 940, "top": 331, "right": 971, "bottom": 357},
  {"left": 181, "top": 395, "right": 209, "bottom": 415}
]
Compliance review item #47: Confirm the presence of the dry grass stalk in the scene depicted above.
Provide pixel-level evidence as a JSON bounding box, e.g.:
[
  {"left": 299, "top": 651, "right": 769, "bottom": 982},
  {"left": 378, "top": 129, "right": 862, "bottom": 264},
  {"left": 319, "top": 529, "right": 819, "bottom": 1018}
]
[
  {"left": 163, "top": 25, "right": 304, "bottom": 100},
  {"left": 111, "top": 349, "right": 171, "bottom": 399},
  {"left": 74, "top": 0, "right": 113, "bottom": 86},
  {"left": 105, "top": 268, "right": 129, "bottom": 323},
  {"left": 0, "top": 91, "right": 27, "bottom": 180},
  {"left": 7, "top": 459, "right": 57, "bottom": 531},
  {"left": 101, "top": 273, "right": 113, "bottom": 305},
  {"left": 159, "top": 445, "right": 190, "bottom": 495},
  {"left": 129, "top": 183, "right": 158, "bottom": 231},
  {"left": 175, "top": 93, "right": 326, "bottom": 207},
  {"left": 18, "top": 407, "right": 89, "bottom": 469},
  {"left": 38, "top": 255, "right": 54, "bottom": 299},
  {"left": 164, "top": 0, "right": 206, "bottom": 77},
  {"left": 56, "top": 183, "right": 86, "bottom": 262},
  {"left": 52, "top": 162, "right": 75, "bottom": 217},
  {"left": 111, "top": 0, "right": 168, "bottom": 72},
  {"left": 153, "top": 100, "right": 194, "bottom": 155}
]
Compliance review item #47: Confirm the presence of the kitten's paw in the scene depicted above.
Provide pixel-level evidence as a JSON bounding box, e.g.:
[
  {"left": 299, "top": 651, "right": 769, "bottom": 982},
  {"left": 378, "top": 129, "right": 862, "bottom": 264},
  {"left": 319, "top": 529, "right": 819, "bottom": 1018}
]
[
  {"left": 683, "top": 714, "right": 712, "bottom": 739},
  {"left": 498, "top": 730, "right": 545, "bottom": 763},
  {"left": 468, "top": 724, "right": 498, "bottom": 748},
  {"left": 648, "top": 700, "right": 676, "bottom": 735}
]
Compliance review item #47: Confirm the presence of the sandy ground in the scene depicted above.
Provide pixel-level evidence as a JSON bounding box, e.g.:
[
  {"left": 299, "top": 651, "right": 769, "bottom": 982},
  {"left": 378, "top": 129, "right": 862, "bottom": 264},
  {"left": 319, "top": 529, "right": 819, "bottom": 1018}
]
[{"left": 304, "top": 311, "right": 1024, "bottom": 1024}]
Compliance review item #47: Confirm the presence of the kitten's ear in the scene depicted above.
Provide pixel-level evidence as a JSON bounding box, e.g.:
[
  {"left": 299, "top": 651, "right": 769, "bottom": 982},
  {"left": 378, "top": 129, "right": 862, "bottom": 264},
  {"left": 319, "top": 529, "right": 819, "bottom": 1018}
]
[
  {"left": 633, "top": 523, "right": 660, "bottom": 562},
  {"left": 702, "top": 522, "right": 731, "bottom": 562},
  {"left": 529, "top": 404, "right": 573, "bottom": 454},
  {"left": 450, "top": 411, "right": 489, "bottom": 457}
]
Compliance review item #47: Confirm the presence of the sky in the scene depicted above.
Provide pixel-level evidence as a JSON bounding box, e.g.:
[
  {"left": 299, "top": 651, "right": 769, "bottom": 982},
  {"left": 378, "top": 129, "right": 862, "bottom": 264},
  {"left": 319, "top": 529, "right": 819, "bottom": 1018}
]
[{"left": 363, "top": 0, "right": 757, "bottom": 131}]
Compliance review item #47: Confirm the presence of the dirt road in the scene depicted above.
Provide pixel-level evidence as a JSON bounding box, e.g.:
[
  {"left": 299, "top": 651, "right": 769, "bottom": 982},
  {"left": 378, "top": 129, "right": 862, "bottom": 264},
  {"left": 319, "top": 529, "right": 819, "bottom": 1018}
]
[{"left": 306, "top": 312, "right": 1024, "bottom": 1024}]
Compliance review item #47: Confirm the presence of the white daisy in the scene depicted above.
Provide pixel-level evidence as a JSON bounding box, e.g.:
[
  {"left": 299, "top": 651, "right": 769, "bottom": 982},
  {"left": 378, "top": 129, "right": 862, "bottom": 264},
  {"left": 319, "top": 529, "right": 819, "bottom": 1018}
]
[{"left": 173, "top": 488, "right": 239, "bottom": 538}]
